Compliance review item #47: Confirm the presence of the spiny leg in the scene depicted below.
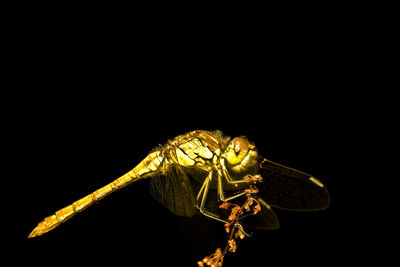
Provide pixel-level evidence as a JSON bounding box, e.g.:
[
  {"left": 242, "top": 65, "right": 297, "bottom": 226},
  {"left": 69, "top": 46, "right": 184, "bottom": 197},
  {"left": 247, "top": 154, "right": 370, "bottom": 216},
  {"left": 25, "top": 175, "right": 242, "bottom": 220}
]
[
  {"left": 217, "top": 171, "right": 258, "bottom": 202},
  {"left": 196, "top": 173, "right": 208, "bottom": 207},
  {"left": 217, "top": 171, "right": 260, "bottom": 230},
  {"left": 196, "top": 172, "right": 252, "bottom": 237},
  {"left": 196, "top": 172, "right": 229, "bottom": 224}
]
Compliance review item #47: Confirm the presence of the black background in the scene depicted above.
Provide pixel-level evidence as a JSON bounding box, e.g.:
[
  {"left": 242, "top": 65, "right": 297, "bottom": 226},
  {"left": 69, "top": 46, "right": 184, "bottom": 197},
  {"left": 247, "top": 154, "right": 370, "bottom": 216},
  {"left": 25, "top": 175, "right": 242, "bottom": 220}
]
[
  {"left": 18, "top": 83, "right": 363, "bottom": 266},
  {"left": 20, "top": 102, "right": 351, "bottom": 266},
  {"left": 9, "top": 7, "right": 380, "bottom": 267}
]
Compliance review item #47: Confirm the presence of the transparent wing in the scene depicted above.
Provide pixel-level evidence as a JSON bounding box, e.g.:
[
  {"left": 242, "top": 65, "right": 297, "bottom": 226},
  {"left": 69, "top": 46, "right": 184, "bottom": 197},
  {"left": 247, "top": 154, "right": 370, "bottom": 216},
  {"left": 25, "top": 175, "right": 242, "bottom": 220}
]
[
  {"left": 257, "top": 157, "right": 330, "bottom": 211},
  {"left": 149, "top": 164, "right": 196, "bottom": 217},
  {"left": 240, "top": 197, "right": 280, "bottom": 230}
]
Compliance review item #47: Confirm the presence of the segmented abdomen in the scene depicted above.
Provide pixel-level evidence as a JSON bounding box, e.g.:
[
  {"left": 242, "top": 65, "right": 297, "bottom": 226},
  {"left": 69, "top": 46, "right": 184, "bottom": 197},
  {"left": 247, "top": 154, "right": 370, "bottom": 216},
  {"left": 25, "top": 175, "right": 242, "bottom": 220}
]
[{"left": 132, "top": 149, "right": 164, "bottom": 176}]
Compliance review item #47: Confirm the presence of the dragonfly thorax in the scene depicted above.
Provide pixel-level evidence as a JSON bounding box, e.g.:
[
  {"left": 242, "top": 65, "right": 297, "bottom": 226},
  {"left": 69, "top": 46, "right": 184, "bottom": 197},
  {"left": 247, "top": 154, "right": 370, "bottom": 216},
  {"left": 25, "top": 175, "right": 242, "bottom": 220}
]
[{"left": 164, "top": 131, "right": 259, "bottom": 180}]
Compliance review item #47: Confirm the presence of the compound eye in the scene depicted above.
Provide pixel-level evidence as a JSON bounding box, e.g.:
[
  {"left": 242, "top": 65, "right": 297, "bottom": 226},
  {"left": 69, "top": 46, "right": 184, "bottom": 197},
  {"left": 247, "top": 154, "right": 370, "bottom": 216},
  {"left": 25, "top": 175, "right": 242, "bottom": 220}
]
[
  {"left": 233, "top": 137, "right": 249, "bottom": 154},
  {"left": 226, "top": 137, "right": 249, "bottom": 165}
]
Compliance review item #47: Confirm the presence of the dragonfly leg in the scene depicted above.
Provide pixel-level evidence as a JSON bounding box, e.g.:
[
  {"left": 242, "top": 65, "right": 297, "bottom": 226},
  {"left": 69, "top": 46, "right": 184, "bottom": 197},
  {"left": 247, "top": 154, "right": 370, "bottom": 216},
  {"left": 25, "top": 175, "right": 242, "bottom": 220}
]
[
  {"left": 217, "top": 171, "right": 259, "bottom": 225},
  {"left": 196, "top": 171, "right": 229, "bottom": 224},
  {"left": 217, "top": 172, "right": 249, "bottom": 202},
  {"left": 196, "top": 172, "right": 254, "bottom": 238}
]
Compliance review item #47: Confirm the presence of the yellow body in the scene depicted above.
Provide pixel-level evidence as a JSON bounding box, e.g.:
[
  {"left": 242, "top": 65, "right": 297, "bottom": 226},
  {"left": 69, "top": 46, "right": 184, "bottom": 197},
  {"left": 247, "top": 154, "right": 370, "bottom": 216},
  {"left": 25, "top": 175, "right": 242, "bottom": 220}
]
[
  {"left": 28, "top": 130, "right": 225, "bottom": 238},
  {"left": 28, "top": 130, "right": 261, "bottom": 238},
  {"left": 28, "top": 150, "right": 163, "bottom": 238}
]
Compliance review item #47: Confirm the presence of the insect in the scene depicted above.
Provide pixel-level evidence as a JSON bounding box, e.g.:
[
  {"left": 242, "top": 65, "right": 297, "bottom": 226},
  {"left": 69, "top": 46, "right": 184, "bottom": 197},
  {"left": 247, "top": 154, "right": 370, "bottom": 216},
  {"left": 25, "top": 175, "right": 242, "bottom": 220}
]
[{"left": 28, "top": 130, "right": 330, "bottom": 239}]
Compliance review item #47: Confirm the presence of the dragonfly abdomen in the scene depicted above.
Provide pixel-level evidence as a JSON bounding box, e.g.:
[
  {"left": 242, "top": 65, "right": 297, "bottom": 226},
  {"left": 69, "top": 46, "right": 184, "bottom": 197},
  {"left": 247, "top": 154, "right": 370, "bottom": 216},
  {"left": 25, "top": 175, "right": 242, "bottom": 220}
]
[
  {"left": 132, "top": 150, "right": 165, "bottom": 176},
  {"left": 28, "top": 150, "right": 164, "bottom": 238}
]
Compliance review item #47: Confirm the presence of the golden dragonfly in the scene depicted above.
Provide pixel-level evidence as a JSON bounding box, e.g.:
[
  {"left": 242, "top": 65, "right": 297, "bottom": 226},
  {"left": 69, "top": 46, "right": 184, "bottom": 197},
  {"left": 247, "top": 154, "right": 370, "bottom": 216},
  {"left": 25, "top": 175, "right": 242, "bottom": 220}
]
[{"left": 28, "top": 130, "right": 330, "bottom": 239}]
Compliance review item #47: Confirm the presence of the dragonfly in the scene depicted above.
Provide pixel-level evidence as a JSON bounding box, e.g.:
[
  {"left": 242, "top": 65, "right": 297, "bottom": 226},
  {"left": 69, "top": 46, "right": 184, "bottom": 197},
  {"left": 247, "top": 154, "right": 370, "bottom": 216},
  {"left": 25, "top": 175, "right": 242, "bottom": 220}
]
[{"left": 28, "top": 130, "right": 330, "bottom": 238}]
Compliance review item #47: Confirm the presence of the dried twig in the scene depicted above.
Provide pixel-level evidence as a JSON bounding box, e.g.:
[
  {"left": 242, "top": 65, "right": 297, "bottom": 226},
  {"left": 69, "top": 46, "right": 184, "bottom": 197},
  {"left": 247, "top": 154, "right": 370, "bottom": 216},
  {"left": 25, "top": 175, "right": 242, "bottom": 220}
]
[{"left": 198, "top": 175, "right": 263, "bottom": 267}]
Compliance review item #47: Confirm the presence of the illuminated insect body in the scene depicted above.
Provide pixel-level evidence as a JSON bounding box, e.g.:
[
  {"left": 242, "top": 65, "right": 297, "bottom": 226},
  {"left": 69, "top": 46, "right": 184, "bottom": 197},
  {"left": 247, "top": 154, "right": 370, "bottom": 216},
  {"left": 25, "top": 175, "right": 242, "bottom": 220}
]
[{"left": 28, "top": 130, "right": 330, "bottom": 238}]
